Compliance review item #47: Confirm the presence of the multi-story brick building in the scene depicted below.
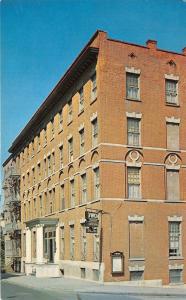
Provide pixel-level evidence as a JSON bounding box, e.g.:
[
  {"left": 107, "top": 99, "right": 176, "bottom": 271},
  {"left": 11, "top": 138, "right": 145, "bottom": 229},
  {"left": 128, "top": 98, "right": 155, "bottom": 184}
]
[{"left": 3, "top": 30, "right": 186, "bottom": 284}]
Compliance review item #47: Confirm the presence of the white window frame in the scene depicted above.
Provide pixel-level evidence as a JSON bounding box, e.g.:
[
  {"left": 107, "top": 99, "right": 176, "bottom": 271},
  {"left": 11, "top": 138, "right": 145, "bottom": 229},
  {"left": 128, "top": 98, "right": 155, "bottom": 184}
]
[
  {"left": 79, "top": 87, "right": 84, "bottom": 112},
  {"left": 91, "top": 72, "right": 97, "bottom": 101},
  {"left": 92, "top": 117, "right": 98, "bottom": 148},
  {"left": 127, "top": 117, "right": 141, "bottom": 146},
  {"left": 169, "top": 221, "right": 182, "bottom": 257},
  {"left": 126, "top": 72, "right": 140, "bottom": 100},
  {"left": 93, "top": 167, "right": 100, "bottom": 200},
  {"left": 165, "top": 79, "right": 178, "bottom": 105},
  {"left": 127, "top": 167, "right": 141, "bottom": 199}
]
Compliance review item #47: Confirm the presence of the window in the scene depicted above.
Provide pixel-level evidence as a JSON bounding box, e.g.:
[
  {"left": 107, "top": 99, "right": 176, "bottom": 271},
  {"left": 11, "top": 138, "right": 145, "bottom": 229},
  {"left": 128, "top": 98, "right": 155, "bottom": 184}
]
[
  {"left": 130, "top": 271, "right": 144, "bottom": 281},
  {"left": 169, "top": 222, "right": 181, "bottom": 257},
  {"left": 79, "top": 128, "right": 85, "bottom": 155},
  {"left": 70, "top": 225, "right": 75, "bottom": 260},
  {"left": 60, "top": 227, "right": 65, "bottom": 259},
  {"left": 169, "top": 269, "right": 182, "bottom": 284},
  {"left": 37, "top": 134, "right": 41, "bottom": 151},
  {"left": 70, "top": 179, "right": 75, "bottom": 207},
  {"left": 32, "top": 231, "right": 37, "bottom": 258},
  {"left": 68, "top": 99, "right": 73, "bottom": 123},
  {"left": 27, "top": 172, "right": 30, "bottom": 185},
  {"left": 167, "top": 170, "right": 180, "bottom": 201},
  {"left": 37, "top": 163, "right": 41, "bottom": 181},
  {"left": 39, "top": 195, "right": 42, "bottom": 216},
  {"left": 81, "top": 173, "right": 87, "bottom": 203},
  {"left": 127, "top": 118, "right": 140, "bottom": 146},
  {"left": 49, "top": 190, "right": 52, "bottom": 213},
  {"left": 167, "top": 123, "right": 179, "bottom": 150},
  {"left": 52, "top": 152, "right": 55, "bottom": 173},
  {"left": 166, "top": 79, "right": 178, "bottom": 104},
  {"left": 91, "top": 72, "right": 97, "bottom": 101},
  {"left": 44, "top": 158, "right": 47, "bottom": 178},
  {"left": 68, "top": 138, "right": 73, "bottom": 162},
  {"left": 79, "top": 87, "right": 84, "bottom": 112},
  {"left": 80, "top": 224, "right": 86, "bottom": 260},
  {"left": 93, "top": 167, "right": 100, "bottom": 199},
  {"left": 51, "top": 119, "right": 54, "bottom": 139},
  {"left": 31, "top": 140, "right": 34, "bottom": 157},
  {"left": 23, "top": 233, "right": 26, "bottom": 257},
  {"left": 33, "top": 198, "right": 36, "bottom": 217},
  {"left": 61, "top": 184, "right": 65, "bottom": 210},
  {"left": 93, "top": 234, "right": 99, "bottom": 261},
  {"left": 59, "top": 145, "right": 63, "bottom": 169},
  {"left": 126, "top": 73, "right": 139, "bottom": 100},
  {"left": 127, "top": 167, "right": 141, "bottom": 199},
  {"left": 59, "top": 109, "right": 63, "bottom": 131},
  {"left": 43, "top": 127, "right": 47, "bottom": 145},
  {"left": 27, "top": 146, "right": 29, "bottom": 161},
  {"left": 129, "top": 221, "right": 144, "bottom": 258},
  {"left": 92, "top": 118, "right": 98, "bottom": 147},
  {"left": 48, "top": 155, "right": 51, "bottom": 176},
  {"left": 32, "top": 168, "right": 35, "bottom": 185}
]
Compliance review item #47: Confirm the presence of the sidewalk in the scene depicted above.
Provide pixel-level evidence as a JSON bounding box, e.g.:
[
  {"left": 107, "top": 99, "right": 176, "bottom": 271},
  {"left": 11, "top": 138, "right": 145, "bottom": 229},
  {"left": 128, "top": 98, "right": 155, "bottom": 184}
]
[{"left": 1, "top": 273, "right": 186, "bottom": 297}]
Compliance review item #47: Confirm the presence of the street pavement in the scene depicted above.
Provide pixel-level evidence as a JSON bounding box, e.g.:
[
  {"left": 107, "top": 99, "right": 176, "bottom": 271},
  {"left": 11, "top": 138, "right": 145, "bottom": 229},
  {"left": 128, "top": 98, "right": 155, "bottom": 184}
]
[{"left": 1, "top": 273, "right": 186, "bottom": 300}]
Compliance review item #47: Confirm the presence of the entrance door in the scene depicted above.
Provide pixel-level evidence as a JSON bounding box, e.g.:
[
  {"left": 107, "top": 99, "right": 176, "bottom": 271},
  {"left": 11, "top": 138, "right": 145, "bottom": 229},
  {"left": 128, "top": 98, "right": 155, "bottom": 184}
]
[{"left": 49, "top": 239, "right": 54, "bottom": 262}]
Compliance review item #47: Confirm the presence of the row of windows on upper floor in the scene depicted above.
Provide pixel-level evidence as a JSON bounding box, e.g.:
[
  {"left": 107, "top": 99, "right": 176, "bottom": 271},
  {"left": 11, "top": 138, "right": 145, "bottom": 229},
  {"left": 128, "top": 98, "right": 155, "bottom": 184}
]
[
  {"left": 23, "top": 162, "right": 182, "bottom": 224},
  {"left": 17, "top": 69, "right": 181, "bottom": 168},
  {"left": 21, "top": 113, "right": 182, "bottom": 189},
  {"left": 17, "top": 73, "right": 97, "bottom": 166},
  {"left": 126, "top": 70, "right": 180, "bottom": 105}
]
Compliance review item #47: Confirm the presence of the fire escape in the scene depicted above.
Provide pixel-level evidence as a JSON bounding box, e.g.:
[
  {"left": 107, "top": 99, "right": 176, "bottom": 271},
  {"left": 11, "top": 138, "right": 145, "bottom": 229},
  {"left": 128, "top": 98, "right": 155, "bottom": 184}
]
[{"left": 3, "top": 165, "right": 21, "bottom": 272}]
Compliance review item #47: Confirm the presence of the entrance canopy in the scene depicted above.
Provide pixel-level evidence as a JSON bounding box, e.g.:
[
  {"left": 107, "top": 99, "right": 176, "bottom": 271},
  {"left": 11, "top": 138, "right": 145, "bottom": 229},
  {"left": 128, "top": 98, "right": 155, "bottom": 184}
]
[{"left": 25, "top": 218, "right": 58, "bottom": 229}]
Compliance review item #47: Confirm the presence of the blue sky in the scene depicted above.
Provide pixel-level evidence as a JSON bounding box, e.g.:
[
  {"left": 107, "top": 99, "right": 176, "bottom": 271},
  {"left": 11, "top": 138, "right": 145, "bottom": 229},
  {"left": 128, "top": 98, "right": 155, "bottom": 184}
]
[{"left": 1, "top": 0, "right": 186, "bottom": 166}]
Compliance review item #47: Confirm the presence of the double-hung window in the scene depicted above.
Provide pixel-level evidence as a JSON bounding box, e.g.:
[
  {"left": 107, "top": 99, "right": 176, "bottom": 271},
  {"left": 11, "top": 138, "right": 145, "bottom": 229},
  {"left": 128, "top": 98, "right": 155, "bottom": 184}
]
[
  {"left": 68, "top": 99, "right": 73, "bottom": 123},
  {"left": 93, "top": 167, "right": 100, "bottom": 199},
  {"left": 126, "top": 73, "right": 139, "bottom": 100},
  {"left": 79, "top": 128, "right": 85, "bottom": 155},
  {"left": 127, "top": 118, "right": 140, "bottom": 146},
  {"left": 92, "top": 118, "right": 98, "bottom": 147},
  {"left": 68, "top": 138, "right": 73, "bottom": 162},
  {"left": 165, "top": 79, "right": 178, "bottom": 105},
  {"left": 127, "top": 167, "right": 141, "bottom": 199},
  {"left": 81, "top": 173, "right": 87, "bottom": 204},
  {"left": 70, "top": 225, "right": 75, "bottom": 260},
  {"left": 169, "top": 222, "right": 181, "bottom": 257},
  {"left": 70, "top": 179, "right": 75, "bottom": 207},
  {"left": 59, "top": 145, "right": 63, "bottom": 169},
  {"left": 61, "top": 184, "right": 65, "bottom": 210},
  {"left": 91, "top": 73, "right": 97, "bottom": 101},
  {"left": 59, "top": 109, "right": 63, "bottom": 131},
  {"left": 79, "top": 87, "right": 84, "bottom": 112}
]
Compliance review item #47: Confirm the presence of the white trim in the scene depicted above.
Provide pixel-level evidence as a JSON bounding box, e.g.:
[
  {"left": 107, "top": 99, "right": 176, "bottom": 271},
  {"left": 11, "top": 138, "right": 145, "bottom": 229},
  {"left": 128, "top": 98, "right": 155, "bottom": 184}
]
[
  {"left": 165, "top": 74, "right": 179, "bottom": 81},
  {"left": 69, "top": 221, "right": 74, "bottom": 226},
  {"left": 126, "top": 161, "right": 142, "bottom": 167},
  {"left": 80, "top": 218, "right": 86, "bottom": 224},
  {"left": 126, "top": 112, "right": 142, "bottom": 119},
  {"left": 78, "top": 123, "right": 84, "bottom": 132},
  {"left": 166, "top": 165, "right": 180, "bottom": 170},
  {"left": 168, "top": 216, "right": 182, "bottom": 222},
  {"left": 166, "top": 117, "right": 180, "bottom": 124},
  {"left": 67, "top": 134, "right": 73, "bottom": 141},
  {"left": 169, "top": 264, "right": 183, "bottom": 270},
  {"left": 90, "top": 112, "right": 97, "bottom": 122},
  {"left": 125, "top": 66, "right": 141, "bottom": 74},
  {"left": 128, "top": 215, "right": 144, "bottom": 222}
]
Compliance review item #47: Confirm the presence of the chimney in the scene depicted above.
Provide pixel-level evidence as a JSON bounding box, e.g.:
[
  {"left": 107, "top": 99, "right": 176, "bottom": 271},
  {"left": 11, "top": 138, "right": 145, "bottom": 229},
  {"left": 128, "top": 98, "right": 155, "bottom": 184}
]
[
  {"left": 146, "top": 39, "right": 157, "bottom": 50},
  {"left": 182, "top": 47, "right": 186, "bottom": 56}
]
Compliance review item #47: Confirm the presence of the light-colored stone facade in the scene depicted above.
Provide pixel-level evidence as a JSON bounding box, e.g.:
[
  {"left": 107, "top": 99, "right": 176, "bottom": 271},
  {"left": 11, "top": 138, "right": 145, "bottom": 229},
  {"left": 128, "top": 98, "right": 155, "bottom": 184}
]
[{"left": 3, "top": 31, "right": 186, "bottom": 284}]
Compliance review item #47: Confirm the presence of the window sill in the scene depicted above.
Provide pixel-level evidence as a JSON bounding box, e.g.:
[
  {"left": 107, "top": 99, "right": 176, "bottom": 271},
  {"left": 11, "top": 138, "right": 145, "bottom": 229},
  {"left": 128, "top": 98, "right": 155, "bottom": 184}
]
[
  {"left": 126, "top": 98, "right": 141, "bottom": 102},
  {"left": 127, "top": 145, "right": 142, "bottom": 149},
  {"left": 43, "top": 144, "right": 47, "bottom": 148},
  {"left": 79, "top": 203, "right": 87, "bottom": 207},
  {"left": 166, "top": 103, "right": 180, "bottom": 107},
  {"left": 50, "top": 137, "right": 54, "bottom": 141},
  {"left": 125, "top": 198, "right": 146, "bottom": 202},
  {"left": 79, "top": 153, "right": 85, "bottom": 159},
  {"left": 37, "top": 149, "right": 41, "bottom": 154},
  {"left": 68, "top": 207, "right": 75, "bottom": 211},
  {"left": 169, "top": 257, "right": 184, "bottom": 260},
  {"left": 90, "top": 97, "right": 97, "bottom": 105},
  {"left": 78, "top": 109, "right": 84, "bottom": 116}
]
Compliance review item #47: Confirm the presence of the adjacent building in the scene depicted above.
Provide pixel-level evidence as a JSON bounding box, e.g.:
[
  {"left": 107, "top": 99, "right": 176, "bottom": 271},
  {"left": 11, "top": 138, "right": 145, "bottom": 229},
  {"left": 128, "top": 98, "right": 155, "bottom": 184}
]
[{"left": 3, "top": 30, "right": 186, "bottom": 284}]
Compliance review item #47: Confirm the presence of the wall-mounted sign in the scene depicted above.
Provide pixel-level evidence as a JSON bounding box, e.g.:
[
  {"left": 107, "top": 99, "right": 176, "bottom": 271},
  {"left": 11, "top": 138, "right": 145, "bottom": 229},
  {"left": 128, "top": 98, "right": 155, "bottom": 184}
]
[
  {"left": 111, "top": 251, "right": 124, "bottom": 275},
  {"left": 85, "top": 210, "right": 99, "bottom": 233}
]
